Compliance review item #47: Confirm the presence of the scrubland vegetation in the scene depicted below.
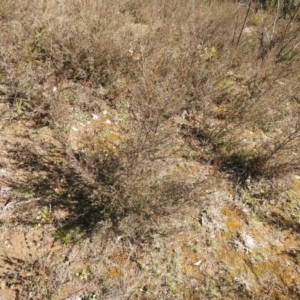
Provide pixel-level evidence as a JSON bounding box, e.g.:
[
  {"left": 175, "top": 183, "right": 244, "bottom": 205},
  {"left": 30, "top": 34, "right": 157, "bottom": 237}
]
[{"left": 0, "top": 0, "right": 300, "bottom": 299}]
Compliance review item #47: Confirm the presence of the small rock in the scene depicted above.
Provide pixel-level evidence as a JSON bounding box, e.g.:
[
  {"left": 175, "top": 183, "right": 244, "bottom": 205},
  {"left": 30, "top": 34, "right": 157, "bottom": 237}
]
[
  {"left": 64, "top": 296, "right": 81, "bottom": 300},
  {"left": 0, "top": 280, "right": 6, "bottom": 289},
  {"left": 241, "top": 232, "right": 256, "bottom": 249},
  {"left": 193, "top": 260, "right": 202, "bottom": 266},
  {"left": 243, "top": 27, "right": 255, "bottom": 34},
  {"left": 91, "top": 113, "right": 99, "bottom": 120}
]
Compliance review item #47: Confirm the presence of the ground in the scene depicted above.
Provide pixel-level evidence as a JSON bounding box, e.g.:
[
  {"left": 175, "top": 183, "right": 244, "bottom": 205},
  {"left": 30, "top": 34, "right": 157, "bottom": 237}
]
[
  {"left": 1, "top": 0, "right": 300, "bottom": 299},
  {"left": 1, "top": 96, "right": 300, "bottom": 299}
]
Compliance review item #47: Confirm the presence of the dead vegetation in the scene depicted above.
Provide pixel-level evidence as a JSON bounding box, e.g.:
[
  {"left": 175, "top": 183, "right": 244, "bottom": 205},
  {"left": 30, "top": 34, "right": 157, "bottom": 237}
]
[{"left": 0, "top": 0, "right": 300, "bottom": 299}]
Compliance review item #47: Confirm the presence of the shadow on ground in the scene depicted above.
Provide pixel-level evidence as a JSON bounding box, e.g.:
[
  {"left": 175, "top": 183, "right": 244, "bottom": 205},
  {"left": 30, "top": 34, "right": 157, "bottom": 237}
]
[{"left": 7, "top": 136, "right": 125, "bottom": 242}]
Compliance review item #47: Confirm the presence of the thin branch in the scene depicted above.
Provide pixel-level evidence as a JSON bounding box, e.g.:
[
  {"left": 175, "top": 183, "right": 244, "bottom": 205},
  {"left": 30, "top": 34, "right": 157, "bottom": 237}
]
[{"left": 237, "top": 0, "right": 252, "bottom": 46}]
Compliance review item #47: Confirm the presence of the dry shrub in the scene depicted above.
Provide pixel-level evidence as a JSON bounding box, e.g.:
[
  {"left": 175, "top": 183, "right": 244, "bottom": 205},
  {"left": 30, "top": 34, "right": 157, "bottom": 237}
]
[
  {"left": 74, "top": 109, "right": 197, "bottom": 237},
  {"left": 2, "top": 1, "right": 300, "bottom": 299},
  {"left": 1, "top": 0, "right": 300, "bottom": 231},
  {"left": 178, "top": 1, "right": 300, "bottom": 180}
]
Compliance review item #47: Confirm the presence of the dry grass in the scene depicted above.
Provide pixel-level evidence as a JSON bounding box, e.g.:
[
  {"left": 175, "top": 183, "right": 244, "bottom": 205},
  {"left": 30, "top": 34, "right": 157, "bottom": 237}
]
[{"left": 0, "top": 0, "right": 300, "bottom": 299}]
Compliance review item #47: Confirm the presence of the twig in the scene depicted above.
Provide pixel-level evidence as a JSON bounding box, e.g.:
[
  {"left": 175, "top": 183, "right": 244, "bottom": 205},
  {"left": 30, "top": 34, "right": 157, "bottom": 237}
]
[{"left": 237, "top": 0, "right": 252, "bottom": 46}]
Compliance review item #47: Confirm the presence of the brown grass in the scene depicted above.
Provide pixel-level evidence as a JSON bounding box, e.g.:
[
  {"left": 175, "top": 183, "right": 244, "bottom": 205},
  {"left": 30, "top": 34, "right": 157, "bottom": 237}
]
[{"left": 1, "top": 0, "right": 300, "bottom": 299}]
